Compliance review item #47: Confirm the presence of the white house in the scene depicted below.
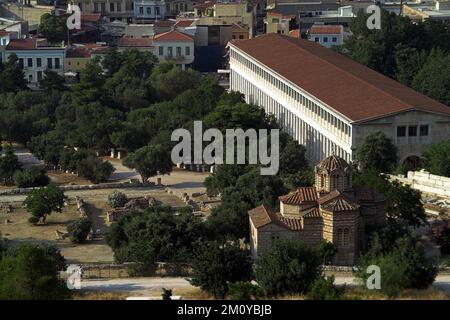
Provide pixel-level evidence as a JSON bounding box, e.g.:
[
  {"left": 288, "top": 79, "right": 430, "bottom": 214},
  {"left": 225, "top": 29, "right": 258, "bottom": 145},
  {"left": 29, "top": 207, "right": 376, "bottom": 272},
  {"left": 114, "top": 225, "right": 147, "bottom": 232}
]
[
  {"left": 4, "top": 39, "right": 66, "bottom": 87},
  {"left": 133, "top": 0, "right": 166, "bottom": 22},
  {"left": 308, "top": 24, "right": 343, "bottom": 48},
  {"left": 153, "top": 30, "right": 194, "bottom": 70},
  {"left": 228, "top": 34, "right": 450, "bottom": 167}
]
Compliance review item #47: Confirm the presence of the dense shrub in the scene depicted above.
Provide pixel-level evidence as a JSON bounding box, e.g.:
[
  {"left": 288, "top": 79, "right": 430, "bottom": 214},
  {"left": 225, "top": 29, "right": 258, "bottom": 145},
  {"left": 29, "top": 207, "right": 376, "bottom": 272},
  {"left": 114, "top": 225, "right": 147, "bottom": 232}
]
[
  {"left": 108, "top": 191, "right": 128, "bottom": 208},
  {"left": 254, "top": 238, "right": 322, "bottom": 297},
  {"left": 13, "top": 167, "right": 50, "bottom": 188},
  {"left": 67, "top": 218, "right": 92, "bottom": 243}
]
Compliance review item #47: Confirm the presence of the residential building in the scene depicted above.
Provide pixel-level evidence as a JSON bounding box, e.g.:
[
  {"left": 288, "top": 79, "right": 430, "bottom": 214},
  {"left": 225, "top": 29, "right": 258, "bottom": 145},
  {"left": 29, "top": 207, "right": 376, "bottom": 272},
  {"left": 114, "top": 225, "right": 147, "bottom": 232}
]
[
  {"left": 65, "top": 43, "right": 108, "bottom": 75},
  {"left": 265, "top": 11, "right": 294, "bottom": 35},
  {"left": 231, "top": 22, "right": 249, "bottom": 39},
  {"left": 249, "top": 155, "right": 386, "bottom": 266},
  {"left": 166, "top": 0, "right": 197, "bottom": 17},
  {"left": 153, "top": 29, "right": 194, "bottom": 69},
  {"left": 74, "top": 0, "right": 134, "bottom": 22},
  {"left": 307, "top": 24, "right": 343, "bottom": 48},
  {"left": 265, "top": 4, "right": 354, "bottom": 33},
  {"left": 228, "top": 34, "right": 450, "bottom": 167},
  {"left": 133, "top": 0, "right": 166, "bottom": 22},
  {"left": 117, "top": 36, "right": 154, "bottom": 51},
  {"left": 192, "top": 1, "right": 254, "bottom": 37},
  {"left": 4, "top": 38, "right": 65, "bottom": 87},
  {"left": 403, "top": 0, "right": 450, "bottom": 23}
]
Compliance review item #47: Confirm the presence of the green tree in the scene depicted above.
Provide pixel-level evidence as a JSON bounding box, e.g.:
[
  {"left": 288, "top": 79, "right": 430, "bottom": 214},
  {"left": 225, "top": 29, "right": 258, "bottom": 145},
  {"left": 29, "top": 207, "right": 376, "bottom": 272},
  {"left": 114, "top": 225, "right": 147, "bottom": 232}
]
[
  {"left": 0, "top": 54, "right": 27, "bottom": 93},
  {"left": 306, "top": 276, "right": 343, "bottom": 300},
  {"left": 228, "top": 281, "right": 264, "bottom": 300},
  {"left": 106, "top": 205, "right": 203, "bottom": 264},
  {"left": 123, "top": 144, "right": 172, "bottom": 182},
  {"left": 38, "top": 13, "right": 67, "bottom": 43},
  {"left": 0, "top": 146, "right": 21, "bottom": 185},
  {"left": 0, "top": 244, "right": 71, "bottom": 299},
  {"left": 67, "top": 218, "right": 92, "bottom": 244},
  {"left": 108, "top": 191, "right": 128, "bottom": 208},
  {"left": 13, "top": 167, "right": 50, "bottom": 188},
  {"left": 356, "top": 131, "right": 397, "bottom": 173},
  {"left": 317, "top": 240, "right": 337, "bottom": 265},
  {"left": 254, "top": 238, "right": 322, "bottom": 297},
  {"left": 357, "top": 233, "right": 437, "bottom": 298},
  {"left": 23, "top": 184, "right": 66, "bottom": 223},
  {"left": 38, "top": 70, "right": 67, "bottom": 92},
  {"left": 412, "top": 49, "right": 450, "bottom": 106},
  {"left": 422, "top": 139, "right": 450, "bottom": 177},
  {"left": 189, "top": 239, "right": 253, "bottom": 298},
  {"left": 354, "top": 170, "right": 426, "bottom": 227}
]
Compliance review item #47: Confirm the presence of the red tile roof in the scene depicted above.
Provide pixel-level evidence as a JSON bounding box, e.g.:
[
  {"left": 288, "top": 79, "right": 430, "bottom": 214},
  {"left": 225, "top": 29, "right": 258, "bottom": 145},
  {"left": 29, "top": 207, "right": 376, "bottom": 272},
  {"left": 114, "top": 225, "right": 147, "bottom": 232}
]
[
  {"left": 310, "top": 25, "right": 343, "bottom": 35},
  {"left": 154, "top": 30, "right": 194, "bottom": 42},
  {"left": 193, "top": 1, "right": 216, "bottom": 9},
  {"left": 6, "top": 39, "right": 37, "bottom": 50},
  {"left": 67, "top": 48, "right": 92, "bottom": 58},
  {"left": 248, "top": 204, "right": 282, "bottom": 229},
  {"left": 175, "top": 19, "right": 195, "bottom": 28},
  {"left": 117, "top": 37, "right": 153, "bottom": 47},
  {"left": 279, "top": 187, "right": 318, "bottom": 205},
  {"left": 154, "top": 20, "right": 176, "bottom": 28},
  {"left": 230, "top": 34, "right": 450, "bottom": 122},
  {"left": 288, "top": 29, "right": 300, "bottom": 38},
  {"left": 319, "top": 191, "right": 360, "bottom": 212}
]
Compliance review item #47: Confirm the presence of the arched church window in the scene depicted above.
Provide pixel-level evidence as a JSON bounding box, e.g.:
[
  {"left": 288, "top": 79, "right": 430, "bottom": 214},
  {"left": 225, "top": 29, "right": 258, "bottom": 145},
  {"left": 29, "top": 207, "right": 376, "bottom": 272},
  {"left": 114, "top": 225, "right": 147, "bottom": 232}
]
[{"left": 320, "top": 174, "right": 326, "bottom": 188}]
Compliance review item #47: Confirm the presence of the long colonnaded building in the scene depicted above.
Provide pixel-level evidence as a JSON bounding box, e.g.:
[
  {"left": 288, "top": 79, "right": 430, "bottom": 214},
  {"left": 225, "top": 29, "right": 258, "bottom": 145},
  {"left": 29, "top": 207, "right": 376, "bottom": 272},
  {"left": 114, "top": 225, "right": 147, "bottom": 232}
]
[{"left": 228, "top": 34, "right": 450, "bottom": 166}]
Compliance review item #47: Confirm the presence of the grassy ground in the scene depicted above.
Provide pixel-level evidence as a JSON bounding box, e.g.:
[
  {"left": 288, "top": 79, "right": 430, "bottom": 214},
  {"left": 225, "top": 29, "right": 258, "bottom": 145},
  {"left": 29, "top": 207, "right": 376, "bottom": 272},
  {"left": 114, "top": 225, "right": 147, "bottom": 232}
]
[
  {"left": 0, "top": 203, "right": 114, "bottom": 264},
  {"left": 48, "top": 170, "right": 92, "bottom": 186}
]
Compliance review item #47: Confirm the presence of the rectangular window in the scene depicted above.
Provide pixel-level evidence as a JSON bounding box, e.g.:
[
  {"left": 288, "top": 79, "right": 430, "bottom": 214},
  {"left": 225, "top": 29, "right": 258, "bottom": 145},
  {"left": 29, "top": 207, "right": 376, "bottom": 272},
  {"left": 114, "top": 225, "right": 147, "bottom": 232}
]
[
  {"left": 159, "top": 46, "right": 164, "bottom": 56},
  {"left": 314, "top": 37, "right": 319, "bottom": 42},
  {"left": 332, "top": 37, "right": 337, "bottom": 42},
  {"left": 37, "top": 58, "right": 42, "bottom": 67},
  {"left": 168, "top": 47, "right": 173, "bottom": 57},
  {"left": 420, "top": 125, "right": 429, "bottom": 136},
  {"left": 147, "top": 7, "right": 151, "bottom": 15},
  {"left": 117, "top": 3, "right": 121, "bottom": 11},
  {"left": 110, "top": 3, "right": 114, "bottom": 12},
  {"left": 155, "top": 7, "right": 160, "bottom": 16},
  {"left": 94, "top": 3, "right": 99, "bottom": 12},
  {"left": 397, "top": 126, "right": 406, "bottom": 137},
  {"left": 47, "top": 58, "right": 53, "bottom": 69},
  {"left": 37, "top": 71, "right": 43, "bottom": 81},
  {"left": 18, "top": 58, "right": 24, "bottom": 69},
  {"left": 139, "top": 6, "right": 144, "bottom": 14},
  {"left": 27, "top": 58, "right": 33, "bottom": 68},
  {"left": 323, "top": 37, "right": 328, "bottom": 42},
  {"left": 408, "top": 125, "right": 417, "bottom": 137},
  {"left": 176, "top": 47, "right": 181, "bottom": 56},
  {"left": 185, "top": 46, "right": 190, "bottom": 56},
  {"left": 101, "top": 3, "right": 105, "bottom": 12},
  {"left": 55, "top": 58, "right": 60, "bottom": 69}
]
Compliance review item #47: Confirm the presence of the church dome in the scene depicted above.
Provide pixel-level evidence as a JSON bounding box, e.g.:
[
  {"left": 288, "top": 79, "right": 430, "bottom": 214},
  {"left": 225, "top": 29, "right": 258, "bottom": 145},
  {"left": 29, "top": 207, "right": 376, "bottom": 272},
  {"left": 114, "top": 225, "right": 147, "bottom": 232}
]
[{"left": 316, "top": 155, "right": 352, "bottom": 174}]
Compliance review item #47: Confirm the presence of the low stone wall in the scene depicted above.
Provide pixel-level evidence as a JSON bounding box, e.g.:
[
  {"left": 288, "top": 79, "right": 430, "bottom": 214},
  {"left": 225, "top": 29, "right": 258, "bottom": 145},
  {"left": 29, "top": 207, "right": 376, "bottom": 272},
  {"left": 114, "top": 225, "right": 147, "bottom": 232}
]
[
  {"left": 0, "top": 182, "right": 161, "bottom": 196},
  {"left": 388, "top": 170, "right": 450, "bottom": 199}
]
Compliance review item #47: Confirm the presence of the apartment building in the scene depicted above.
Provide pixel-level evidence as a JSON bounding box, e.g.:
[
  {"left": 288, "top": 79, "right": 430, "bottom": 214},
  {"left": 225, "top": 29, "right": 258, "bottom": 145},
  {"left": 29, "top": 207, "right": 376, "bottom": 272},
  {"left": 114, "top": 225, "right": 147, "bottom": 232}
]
[
  {"left": 74, "top": 0, "right": 134, "bottom": 22},
  {"left": 4, "top": 38, "right": 65, "bottom": 87}
]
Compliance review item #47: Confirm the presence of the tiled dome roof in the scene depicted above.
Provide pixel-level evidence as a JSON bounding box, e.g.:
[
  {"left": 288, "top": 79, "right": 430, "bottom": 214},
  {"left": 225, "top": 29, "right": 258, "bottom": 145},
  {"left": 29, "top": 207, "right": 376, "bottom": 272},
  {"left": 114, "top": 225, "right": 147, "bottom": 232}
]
[{"left": 317, "top": 155, "right": 352, "bottom": 173}]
